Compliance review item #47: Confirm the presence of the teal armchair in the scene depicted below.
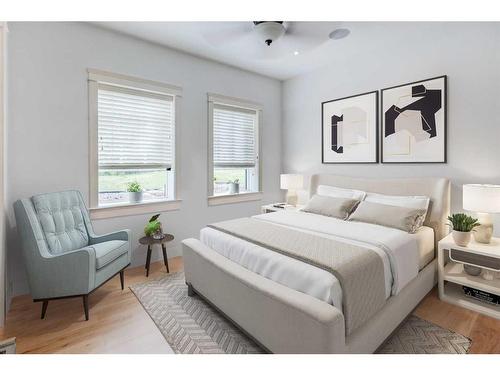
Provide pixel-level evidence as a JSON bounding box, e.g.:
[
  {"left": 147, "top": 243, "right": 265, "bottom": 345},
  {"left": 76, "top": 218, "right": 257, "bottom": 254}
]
[{"left": 13, "top": 190, "right": 131, "bottom": 320}]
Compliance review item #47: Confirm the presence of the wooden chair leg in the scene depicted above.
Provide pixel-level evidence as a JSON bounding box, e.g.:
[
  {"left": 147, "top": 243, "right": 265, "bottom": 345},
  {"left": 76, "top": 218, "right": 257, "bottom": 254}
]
[
  {"left": 162, "top": 244, "right": 170, "bottom": 273},
  {"left": 119, "top": 269, "right": 125, "bottom": 290},
  {"left": 145, "top": 245, "right": 152, "bottom": 277},
  {"left": 83, "top": 295, "right": 89, "bottom": 321},
  {"left": 41, "top": 300, "right": 49, "bottom": 319}
]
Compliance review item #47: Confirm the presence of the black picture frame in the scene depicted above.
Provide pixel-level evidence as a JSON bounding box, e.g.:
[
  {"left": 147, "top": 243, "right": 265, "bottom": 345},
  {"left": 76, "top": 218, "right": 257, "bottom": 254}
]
[
  {"left": 321, "top": 90, "right": 379, "bottom": 164},
  {"left": 380, "top": 75, "right": 447, "bottom": 164}
]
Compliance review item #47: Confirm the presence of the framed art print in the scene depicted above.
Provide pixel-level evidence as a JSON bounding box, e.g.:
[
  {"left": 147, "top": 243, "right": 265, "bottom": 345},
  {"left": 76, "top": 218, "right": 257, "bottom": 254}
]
[
  {"left": 321, "top": 91, "right": 378, "bottom": 164},
  {"left": 381, "top": 75, "right": 447, "bottom": 163}
]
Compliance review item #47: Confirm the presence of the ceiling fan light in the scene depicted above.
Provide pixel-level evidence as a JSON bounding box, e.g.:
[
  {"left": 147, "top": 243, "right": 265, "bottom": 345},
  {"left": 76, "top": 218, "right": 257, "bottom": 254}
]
[{"left": 253, "top": 21, "right": 286, "bottom": 46}]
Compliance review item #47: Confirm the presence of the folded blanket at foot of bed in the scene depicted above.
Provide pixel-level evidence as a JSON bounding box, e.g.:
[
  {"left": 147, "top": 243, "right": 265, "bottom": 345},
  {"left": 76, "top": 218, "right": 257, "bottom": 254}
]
[{"left": 208, "top": 217, "right": 386, "bottom": 335}]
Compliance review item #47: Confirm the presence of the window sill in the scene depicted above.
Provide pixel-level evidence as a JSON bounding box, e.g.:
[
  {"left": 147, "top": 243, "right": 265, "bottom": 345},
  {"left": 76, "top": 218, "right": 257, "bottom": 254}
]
[
  {"left": 90, "top": 199, "right": 182, "bottom": 220},
  {"left": 208, "top": 192, "right": 263, "bottom": 206}
]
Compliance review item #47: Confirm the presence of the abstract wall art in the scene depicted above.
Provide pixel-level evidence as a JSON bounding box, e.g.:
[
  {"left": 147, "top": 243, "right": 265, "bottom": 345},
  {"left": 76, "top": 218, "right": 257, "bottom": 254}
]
[
  {"left": 321, "top": 91, "right": 378, "bottom": 163},
  {"left": 381, "top": 76, "right": 447, "bottom": 163}
]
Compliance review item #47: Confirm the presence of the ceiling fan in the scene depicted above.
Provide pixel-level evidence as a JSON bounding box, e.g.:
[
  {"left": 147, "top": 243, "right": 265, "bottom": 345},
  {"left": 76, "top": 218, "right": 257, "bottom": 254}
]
[
  {"left": 252, "top": 21, "right": 286, "bottom": 46},
  {"left": 202, "top": 21, "right": 350, "bottom": 59}
]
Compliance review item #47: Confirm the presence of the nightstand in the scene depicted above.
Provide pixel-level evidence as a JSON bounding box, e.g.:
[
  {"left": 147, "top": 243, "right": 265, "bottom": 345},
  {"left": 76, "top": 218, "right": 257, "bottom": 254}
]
[
  {"left": 438, "top": 233, "right": 500, "bottom": 319},
  {"left": 261, "top": 203, "right": 304, "bottom": 214}
]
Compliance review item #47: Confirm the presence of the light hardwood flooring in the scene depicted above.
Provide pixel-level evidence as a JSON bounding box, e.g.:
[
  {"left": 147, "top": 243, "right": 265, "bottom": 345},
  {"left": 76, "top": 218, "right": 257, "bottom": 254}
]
[
  {"left": 1, "top": 256, "right": 500, "bottom": 354},
  {"left": 414, "top": 288, "right": 500, "bottom": 353},
  {"left": 0, "top": 258, "right": 182, "bottom": 354}
]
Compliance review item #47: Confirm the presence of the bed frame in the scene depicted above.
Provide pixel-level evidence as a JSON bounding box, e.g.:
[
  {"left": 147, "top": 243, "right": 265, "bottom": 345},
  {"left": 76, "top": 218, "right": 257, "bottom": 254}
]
[{"left": 182, "top": 175, "right": 450, "bottom": 353}]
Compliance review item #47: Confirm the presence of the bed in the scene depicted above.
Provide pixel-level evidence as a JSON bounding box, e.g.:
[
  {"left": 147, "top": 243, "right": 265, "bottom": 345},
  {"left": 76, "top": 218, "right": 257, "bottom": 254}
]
[{"left": 182, "top": 174, "right": 450, "bottom": 353}]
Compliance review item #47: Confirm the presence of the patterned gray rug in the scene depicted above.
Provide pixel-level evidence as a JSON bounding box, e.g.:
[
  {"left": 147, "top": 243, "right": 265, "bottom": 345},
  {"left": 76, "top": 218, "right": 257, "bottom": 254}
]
[{"left": 130, "top": 272, "right": 471, "bottom": 354}]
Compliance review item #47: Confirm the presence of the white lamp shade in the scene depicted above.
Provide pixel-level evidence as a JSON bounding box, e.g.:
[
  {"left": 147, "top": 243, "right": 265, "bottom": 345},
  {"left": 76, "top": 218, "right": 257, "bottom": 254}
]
[
  {"left": 280, "top": 174, "right": 304, "bottom": 190},
  {"left": 463, "top": 184, "right": 500, "bottom": 213}
]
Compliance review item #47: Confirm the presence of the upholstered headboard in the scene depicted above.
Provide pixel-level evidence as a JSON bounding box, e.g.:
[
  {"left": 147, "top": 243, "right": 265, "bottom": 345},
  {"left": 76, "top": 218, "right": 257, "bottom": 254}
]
[{"left": 310, "top": 174, "right": 451, "bottom": 244}]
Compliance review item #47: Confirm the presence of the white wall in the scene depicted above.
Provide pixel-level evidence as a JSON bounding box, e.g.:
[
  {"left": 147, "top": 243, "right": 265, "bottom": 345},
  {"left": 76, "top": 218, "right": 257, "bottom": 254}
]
[
  {"left": 6, "top": 22, "right": 282, "bottom": 297},
  {"left": 282, "top": 22, "right": 500, "bottom": 230}
]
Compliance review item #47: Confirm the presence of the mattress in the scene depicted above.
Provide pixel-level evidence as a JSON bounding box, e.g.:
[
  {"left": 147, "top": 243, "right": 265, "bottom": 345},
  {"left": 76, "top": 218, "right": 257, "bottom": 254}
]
[{"left": 200, "top": 210, "right": 434, "bottom": 310}]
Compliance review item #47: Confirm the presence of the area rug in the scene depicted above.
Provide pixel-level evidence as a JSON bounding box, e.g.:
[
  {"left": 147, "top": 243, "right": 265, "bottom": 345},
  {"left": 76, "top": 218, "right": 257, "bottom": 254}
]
[{"left": 130, "top": 272, "right": 471, "bottom": 354}]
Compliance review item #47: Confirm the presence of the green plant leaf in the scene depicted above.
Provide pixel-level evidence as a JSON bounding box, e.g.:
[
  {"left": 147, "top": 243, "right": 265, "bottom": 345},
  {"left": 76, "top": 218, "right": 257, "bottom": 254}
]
[
  {"left": 126, "top": 181, "right": 143, "bottom": 192},
  {"left": 144, "top": 221, "right": 161, "bottom": 236},
  {"left": 447, "top": 213, "right": 480, "bottom": 232},
  {"left": 149, "top": 214, "right": 160, "bottom": 223}
]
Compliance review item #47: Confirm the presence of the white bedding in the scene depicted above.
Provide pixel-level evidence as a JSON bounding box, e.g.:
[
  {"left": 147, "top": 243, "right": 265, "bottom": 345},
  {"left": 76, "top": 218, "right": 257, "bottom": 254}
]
[{"left": 200, "top": 210, "right": 434, "bottom": 310}]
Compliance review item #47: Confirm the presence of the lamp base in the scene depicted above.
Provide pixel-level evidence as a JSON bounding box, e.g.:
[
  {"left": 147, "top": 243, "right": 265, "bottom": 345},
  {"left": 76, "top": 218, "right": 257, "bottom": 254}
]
[
  {"left": 285, "top": 190, "right": 298, "bottom": 206},
  {"left": 473, "top": 212, "right": 493, "bottom": 244}
]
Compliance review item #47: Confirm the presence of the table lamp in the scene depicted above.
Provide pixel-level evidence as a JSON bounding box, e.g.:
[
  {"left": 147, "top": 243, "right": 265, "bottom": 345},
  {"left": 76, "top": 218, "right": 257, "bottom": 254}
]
[
  {"left": 280, "top": 174, "right": 304, "bottom": 206},
  {"left": 463, "top": 184, "right": 500, "bottom": 244}
]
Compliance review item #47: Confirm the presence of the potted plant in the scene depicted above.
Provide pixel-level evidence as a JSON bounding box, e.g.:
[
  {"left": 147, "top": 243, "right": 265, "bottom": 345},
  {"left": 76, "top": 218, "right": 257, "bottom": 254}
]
[
  {"left": 229, "top": 178, "right": 240, "bottom": 194},
  {"left": 144, "top": 214, "right": 163, "bottom": 239},
  {"left": 447, "top": 213, "right": 480, "bottom": 247},
  {"left": 127, "top": 181, "right": 143, "bottom": 203}
]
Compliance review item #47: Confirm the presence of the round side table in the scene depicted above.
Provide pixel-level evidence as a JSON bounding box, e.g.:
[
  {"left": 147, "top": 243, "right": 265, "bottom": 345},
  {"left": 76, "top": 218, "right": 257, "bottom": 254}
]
[{"left": 139, "top": 234, "right": 174, "bottom": 277}]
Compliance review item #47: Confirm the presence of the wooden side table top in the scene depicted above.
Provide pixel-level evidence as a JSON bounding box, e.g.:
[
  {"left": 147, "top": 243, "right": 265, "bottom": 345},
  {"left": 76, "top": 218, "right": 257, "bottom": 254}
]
[{"left": 139, "top": 234, "right": 174, "bottom": 245}]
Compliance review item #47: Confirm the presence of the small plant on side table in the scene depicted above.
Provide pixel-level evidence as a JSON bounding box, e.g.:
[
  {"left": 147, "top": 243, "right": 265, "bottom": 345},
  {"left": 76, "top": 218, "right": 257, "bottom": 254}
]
[
  {"left": 144, "top": 214, "right": 163, "bottom": 239},
  {"left": 447, "top": 213, "right": 480, "bottom": 247},
  {"left": 127, "top": 181, "right": 143, "bottom": 203}
]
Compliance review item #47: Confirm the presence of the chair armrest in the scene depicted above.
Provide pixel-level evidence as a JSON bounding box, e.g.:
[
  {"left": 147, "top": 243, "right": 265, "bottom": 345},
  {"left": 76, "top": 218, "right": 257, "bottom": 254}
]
[
  {"left": 89, "top": 229, "right": 131, "bottom": 245},
  {"left": 32, "top": 247, "right": 97, "bottom": 299}
]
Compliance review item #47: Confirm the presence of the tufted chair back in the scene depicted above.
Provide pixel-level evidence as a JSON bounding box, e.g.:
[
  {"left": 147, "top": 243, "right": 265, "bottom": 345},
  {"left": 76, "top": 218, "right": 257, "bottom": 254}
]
[{"left": 30, "top": 191, "right": 91, "bottom": 254}]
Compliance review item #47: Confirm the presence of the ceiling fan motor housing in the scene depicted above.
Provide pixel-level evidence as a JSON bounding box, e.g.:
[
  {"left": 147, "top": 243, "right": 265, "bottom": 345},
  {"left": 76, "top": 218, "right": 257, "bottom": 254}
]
[{"left": 253, "top": 21, "right": 286, "bottom": 46}]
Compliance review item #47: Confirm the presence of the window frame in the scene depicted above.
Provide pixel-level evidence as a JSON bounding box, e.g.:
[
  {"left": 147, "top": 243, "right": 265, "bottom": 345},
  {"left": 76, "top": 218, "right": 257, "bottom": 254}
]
[
  {"left": 207, "top": 93, "right": 263, "bottom": 206},
  {"left": 88, "top": 69, "right": 182, "bottom": 219}
]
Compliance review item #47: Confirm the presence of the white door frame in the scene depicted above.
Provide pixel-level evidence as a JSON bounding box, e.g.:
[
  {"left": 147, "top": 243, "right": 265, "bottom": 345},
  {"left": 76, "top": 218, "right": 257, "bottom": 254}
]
[{"left": 0, "top": 22, "right": 7, "bottom": 327}]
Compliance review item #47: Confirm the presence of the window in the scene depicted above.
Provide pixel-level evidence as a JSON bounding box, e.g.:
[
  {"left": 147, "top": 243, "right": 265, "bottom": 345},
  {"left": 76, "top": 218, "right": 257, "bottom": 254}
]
[
  {"left": 208, "top": 94, "right": 262, "bottom": 203},
  {"left": 89, "top": 70, "right": 182, "bottom": 215}
]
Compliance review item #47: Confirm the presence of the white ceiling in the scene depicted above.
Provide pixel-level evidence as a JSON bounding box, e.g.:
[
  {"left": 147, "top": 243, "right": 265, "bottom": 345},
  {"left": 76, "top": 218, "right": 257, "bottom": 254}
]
[
  {"left": 95, "top": 22, "right": 447, "bottom": 81},
  {"left": 94, "top": 21, "right": 365, "bottom": 80}
]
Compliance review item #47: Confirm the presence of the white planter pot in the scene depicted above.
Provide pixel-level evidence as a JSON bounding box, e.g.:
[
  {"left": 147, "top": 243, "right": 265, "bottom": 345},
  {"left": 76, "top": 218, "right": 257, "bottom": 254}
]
[
  {"left": 452, "top": 230, "right": 472, "bottom": 247},
  {"left": 229, "top": 183, "right": 240, "bottom": 194},
  {"left": 129, "top": 191, "right": 143, "bottom": 203}
]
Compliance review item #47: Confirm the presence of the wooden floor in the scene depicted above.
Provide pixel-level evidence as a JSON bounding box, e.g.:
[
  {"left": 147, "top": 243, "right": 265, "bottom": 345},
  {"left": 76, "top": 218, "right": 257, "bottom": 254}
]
[
  {"left": 0, "top": 258, "right": 183, "bottom": 354},
  {"left": 1, "top": 256, "right": 500, "bottom": 354},
  {"left": 414, "top": 289, "right": 500, "bottom": 353}
]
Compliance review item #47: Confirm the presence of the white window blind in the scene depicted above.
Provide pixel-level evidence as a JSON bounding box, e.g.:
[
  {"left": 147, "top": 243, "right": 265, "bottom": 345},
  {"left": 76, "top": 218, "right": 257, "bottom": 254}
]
[
  {"left": 98, "top": 84, "right": 174, "bottom": 170},
  {"left": 213, "top": 104, "right": 257, "bottom": 168}
]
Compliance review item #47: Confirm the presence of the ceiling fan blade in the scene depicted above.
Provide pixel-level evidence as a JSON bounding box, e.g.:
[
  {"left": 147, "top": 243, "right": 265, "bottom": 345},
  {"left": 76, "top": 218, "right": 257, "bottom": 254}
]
[
  {"left": 202, "top": 22, "right": 253, "bottom": 47},
  {"left": 249, "top": 34, "right": 323, "bottom": 61},
  {"left": 285, "top": 21, "right": 342, "bottom": 39},
  {"left": 285, "top": 34, "right": 325, "bottom": 51},
  {"left": 249, "top": 37, "right": 296, "bottom": 60}
]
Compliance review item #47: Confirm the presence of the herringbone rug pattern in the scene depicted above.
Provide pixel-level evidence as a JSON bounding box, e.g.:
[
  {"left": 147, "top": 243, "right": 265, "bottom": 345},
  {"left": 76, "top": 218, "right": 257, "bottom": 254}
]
[
  {"left": 378, "top": 315, "right": 471, "bottom": 354},
  {"left": 131, "top": 272, "right": 471, "bottom": 354}
]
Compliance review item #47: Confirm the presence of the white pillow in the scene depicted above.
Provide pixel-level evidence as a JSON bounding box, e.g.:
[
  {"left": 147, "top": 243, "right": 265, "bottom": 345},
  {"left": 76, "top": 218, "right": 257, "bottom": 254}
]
[
  {"left": 317, "top": 185, "right": 366, "bottom": 201},
  {"left": 364, "top": 192, "right": 430, "bottom": 211}
]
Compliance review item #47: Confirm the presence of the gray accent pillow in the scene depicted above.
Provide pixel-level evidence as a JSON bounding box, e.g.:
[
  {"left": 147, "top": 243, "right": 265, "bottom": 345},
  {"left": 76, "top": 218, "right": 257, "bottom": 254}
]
[
  {"left": 302, "top": 195, "right": 360, "bottom": 220},
  {"left": 348, "top": 201, "right": 427, "bottom": 233}
]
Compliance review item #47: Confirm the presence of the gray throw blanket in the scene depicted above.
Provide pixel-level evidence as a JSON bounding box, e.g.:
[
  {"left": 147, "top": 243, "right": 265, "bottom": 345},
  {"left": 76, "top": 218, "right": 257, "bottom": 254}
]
[{"left": 208, "top": 217, "right": 387, "bottom": 335}]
